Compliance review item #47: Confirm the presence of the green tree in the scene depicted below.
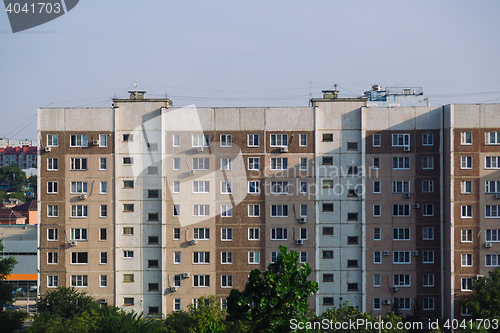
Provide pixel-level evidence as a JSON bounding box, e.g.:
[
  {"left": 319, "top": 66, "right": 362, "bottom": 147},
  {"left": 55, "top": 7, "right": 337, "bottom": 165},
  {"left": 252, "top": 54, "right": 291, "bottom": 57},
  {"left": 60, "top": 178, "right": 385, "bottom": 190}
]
[
  {"left": 0, "top": 166, "right": 26, "bottom": 193},
  {"left": 0, "top": 239, "right": 17, "bottom": 306},
  {"left": 35, "top": 287, "right": 99, "bottom": 319},
  {"left": 27, "top": 174, "right": 37, "bottom": 198},
  {"left": 465, "top": 268, "right": 500, "bottom": 329},
  {"left": 227, "top": 246, "right": 318, "bottom": 333}
]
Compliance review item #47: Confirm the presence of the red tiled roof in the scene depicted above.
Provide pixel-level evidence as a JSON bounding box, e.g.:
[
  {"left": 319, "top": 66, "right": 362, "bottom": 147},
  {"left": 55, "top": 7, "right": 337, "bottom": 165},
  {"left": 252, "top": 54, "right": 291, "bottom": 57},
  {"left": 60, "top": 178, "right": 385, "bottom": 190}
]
[
  {"left": 0, "top": 208, "right": 25, "bottom": 220},
  {"left": 0, "top": 146, "right": 37, "bottom": 156}
]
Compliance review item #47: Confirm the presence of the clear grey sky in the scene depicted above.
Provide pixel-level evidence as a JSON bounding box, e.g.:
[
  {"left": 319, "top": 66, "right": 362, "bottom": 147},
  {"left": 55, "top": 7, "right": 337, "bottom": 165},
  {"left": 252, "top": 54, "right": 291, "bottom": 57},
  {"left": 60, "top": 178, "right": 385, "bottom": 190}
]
[{"left": 1, "top": 0, "right": 499, "bottom": 140}]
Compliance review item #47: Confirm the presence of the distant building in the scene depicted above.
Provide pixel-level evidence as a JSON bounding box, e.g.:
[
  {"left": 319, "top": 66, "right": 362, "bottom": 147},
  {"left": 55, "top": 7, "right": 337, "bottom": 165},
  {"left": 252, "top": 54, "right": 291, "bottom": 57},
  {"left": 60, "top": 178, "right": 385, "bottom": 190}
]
[
  {"left": 0, "top": 208, "right": 27, "bottom": 224},
  {"left": 13, "top": 200, "right": 37, "bottom": 225},
  {"left": 0, "top": 138, "right": 37, "bottom": 148},
  {"left": 0, "top": 146, "right": 38, "bottom": 169}
]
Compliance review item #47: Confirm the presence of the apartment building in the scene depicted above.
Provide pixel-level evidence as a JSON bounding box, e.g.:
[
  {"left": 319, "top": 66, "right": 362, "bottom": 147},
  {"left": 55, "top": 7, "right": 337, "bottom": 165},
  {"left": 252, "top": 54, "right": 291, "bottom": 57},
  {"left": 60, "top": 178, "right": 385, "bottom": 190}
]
[{"left": 0, "top": 145, "right": 37, "bottom": 168}]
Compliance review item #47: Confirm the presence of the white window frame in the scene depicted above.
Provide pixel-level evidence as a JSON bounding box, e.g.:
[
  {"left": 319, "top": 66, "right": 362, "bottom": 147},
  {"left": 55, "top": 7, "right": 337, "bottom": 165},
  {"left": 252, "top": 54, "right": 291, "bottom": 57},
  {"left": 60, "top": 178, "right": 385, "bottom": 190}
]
[
  {"left": 47, "top": 181, "right": 58, "bottom": 194},
  {"left": 393, "top": 274, "right": 411, "bottom": 287},
  {"left": 461, "top": 156, "right": 472, "bottom": 169},
  {"left": 461, "top": 278, "right": 473, "bottom": 291},
  {"left": 486, "top": 205, "right": 500, "bottom": 218},
  {"left": 393, "top": 157, "right": 410, "bottom": 170},
  {"left": 248, "top": 204, "right": 260, "bottom": 217},
  {"left": 393, "top": 228, "right": 410, "bottom": 240},
  {"left": 271, "top": 228, "right": 288, "bottom": 240},
  {"left": 70, "top": 157, "right": 88, "bottom": 170},
  {"left": 423, "top": 298, "right": 435, "bottom": 310},
  {"left": 71, "top": 228, "right": 88, "bottom": 241},
  {"left": 193, "top": 205, "right": 210, "bottom": 217},
  {"left": 486, "top": 131, "right": 500, "bottom": 144},
  {"left": 221, "top": 181, "right": 232, "bottom": 194},
  {"left": 374, "top": 251, "right": 382, "bottom": 264},
  {"left": 392, "top": 133, "right": 410, "bottom": 147},
  {"left": 422, "top": 156, "right": 434, "bottom": 169},
  {"left": 393, "top": 251, "right": 411, "bottom": 264},
  {"left": 173, "top": 134, "right": 180, "bottom": 147},
  {"left": 221, "top": 228, "right": 232, "bottom": 241},
  {"left": 486, "top": 254, "right": 500, "bottom": 266},
  {"left": 461, "top": 253, "right": 472, "bottom": 267},
  {"left": 392, "top": 181, "right": 410, "bottom": 193},
  {"left": 99, "top": 157, "right": 107, "bottom": 170},
  {"left": 423, "top": 204, "right": 434, "bottom": 216},
  {"left": 373, "top": 157, "right": 380, "bottom": 170},
  {"left": 47, "top": 252, "right": 58, "bottom": 264},
  {"left": 221, "top": 204, "right": 232, "bottom": 217},
  {"left": 485, "top": 156, "right": 500, "bottom": 169},
  {"left": 70, "top": 134, "right": 88, "bottom": 147},
  {"left": 173, "top": 158, "right": 181, "bottom": 170},
  {"left": 373, "top": 134, "right": 381, "bottom": 147},
  {"left": 71, "top": 252, "right": 88, "bottom": 265},
  {"left": 47, "top": 205, "right": 59, "bottom": 217},
  {"left": 193, "top": 251, "right": 210, "bottom": 264},
  {"left": 461, "top": 205, "right": 472, "bottom": 218},
  {"left": 48, "top": 275, "right": 58, "bottom": 287},
  {"left": 374, "top": 274, "right": 381, "bottom": 287},
  {"left": 271, "top": 204, "right": 288, "bottom": 217},
  {"left": 248, "top": 134, "right": 259, "bottom": 147},
  {"left": 248, "top": 251, "right": 260, "bottom": 264},
  {"left": 192, "top": 158, "right": 210, "bottom": 170},
  {"left": 422, "top": 227, "right": 434, "bottom": 240},
  {"left": 71, "top": 205, "right": 88, "bottom": 218},
  {"left": 461, "top": 131, "right": 472, "bottom": 145},
  {"left": 193, "top": 181, "right": 210, "bottom": 193},
  {"left": 462, "top": 229, "right": 473, "bottom": 242},
  {"left": 248, "top": 181, "right": 260, "bottom": 193},
  {"left": 192, "top": 134, "right": 210, "bottom": 147},
  {"left": 248, "top": 157, "right": 260, "bottom": 170},
  {"left": 221, "top": 251, "right": 233, "bottom": 264},
  {"left": 422, "top": 180, "right": 434, "bottom": 193},
  {"left": 423, "top": 251, "right": 434, "bottom": 263},
  {"left": 173, "top": 181, "right": 180, "bottom": 193},
  {"left": 485, "top": 181, "right": 500, "bottom": 193},
  {"left": 47, "top": 228, "right": 58, "bottom": 241},
  {"left": 270, "top": 134, "right": 288, "bottom": 147},
  {"left": 193, "top": 275, "right": 210, "bottom": 287},
  {"left": 373, "top": 204, "right": 381, "bottom": 217},
  {"left": 221, "top": 275, "right": 233, "bottom": 287},
  {"left": 299, "top": 133, "right": 307, "bottom": 146},
  {"left": 221, "top": 158, "right": 232, "bottom": 170},
  {"left": 270, "top": 181, "right": 289, "bottom": 194},
  {"left": 373, "top": 181, "right": 381, "bottom": 194},
  {"left": 461, "top": 180, "right": 472, "bottom": 194},
  {"left": 300, "top": 181, "right": 308, "bottom": 194},
  {"left": 485, "top": 229, "right": 500, "bottom": 242},
  {"left": 70, "top": 181, "right": 88, "bottom": 194},
  {"left": 100, "top": 181, "right": 107, "bottom": 194},
  {"left": 220, "top": 134, "right": 232, "bottom": 147},
  {"left": 47, "top": 158, "right": 58, "bottom": 170},
  {"left": 422, "top": 133, "right": 434, "bottom": 146},
  {"left": 271, "top": 158, "right": 288, "bottom": 170},
  {"left": 393, "top": 204, "right": 410, "bottom": 217},
  {"left": 300, "top": 157, "right": 307, "bottom": 170},
  {"left": 423, "top": 274, "right": 434, "bottom": 287},
  {"left": 100, "top": 275, "right": 108, "bottom": 288},
  {"left": 193, "top": 228, "right": 210, "bottom": 240},
  {"left": 248, "top": 228, "right": 260, "bottom": 240},
  {"left": 47, "top": 134, "right": 58, "bottom": 147}
]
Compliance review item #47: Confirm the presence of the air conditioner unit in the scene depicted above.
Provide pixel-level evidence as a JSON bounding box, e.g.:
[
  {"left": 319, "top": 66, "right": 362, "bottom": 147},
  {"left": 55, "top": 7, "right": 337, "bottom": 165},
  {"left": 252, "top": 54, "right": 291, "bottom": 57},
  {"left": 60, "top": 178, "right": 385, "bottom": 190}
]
[
  {"left": 296, "top": 239, "right": 304, "bottom": 245},
  {"left": 390, "top": 286, "right": 398, "bottom": 292},
  {"left": 403, "top": 146, "right": 410, "bottom": 152},
  {"left": 383, "top": 250, "right": 390, "bottom": 256},
  {"left": 93, "top": 139, "right": 99, "bottom": 146},
  {"left": 299, "top": 218, "right": 307, "bottom": 223},
  {"left": 496, "top": 193, "right": 500, "bottom": 199},
  {"left": 190, "top": 239, "right": 198, "bottom": 245},
  {"left": 170, "top": 286, "right": 177, "bottom": 292},
  {"left": 413, "top": 203, "right": 421, "bottom": 209},
  {"left": 485, "top": 242, "right": 492, "bottom": 248},
  {"left": 412, "top": 251, "right": 419, "bottom": 256},
  {"left": 70, "top": 240, "right": 77, "bottom": 247},
  {"left": 383, "top": 299, "right": 391, "bottom": 305},
  {"left": 188, "top": 170, "right": 195, "bottom": 176},
  {"left": 79, "top": 194, "right": 87, "bottom": 200},
  {"left": 403, "top": 192, "right": 410, "bottom": 198},
  {"left": 44, "top": 146, "right": 51, "bottom": 152},
  {"left": 280, "top": 146, "right": 288, "bottom": 153},
  {"left": 182, "top": 272, "right": 191, "bottom": 278},
  {"left": 196, "top": 147, "right": 204, "bottom": 152}
]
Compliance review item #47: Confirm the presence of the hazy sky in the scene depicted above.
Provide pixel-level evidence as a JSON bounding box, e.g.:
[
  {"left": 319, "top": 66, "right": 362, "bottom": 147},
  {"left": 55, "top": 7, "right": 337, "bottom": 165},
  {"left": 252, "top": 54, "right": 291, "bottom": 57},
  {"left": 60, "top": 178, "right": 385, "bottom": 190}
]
[{"left": 1, "top": 0, "right": 499, "bottom": 140}]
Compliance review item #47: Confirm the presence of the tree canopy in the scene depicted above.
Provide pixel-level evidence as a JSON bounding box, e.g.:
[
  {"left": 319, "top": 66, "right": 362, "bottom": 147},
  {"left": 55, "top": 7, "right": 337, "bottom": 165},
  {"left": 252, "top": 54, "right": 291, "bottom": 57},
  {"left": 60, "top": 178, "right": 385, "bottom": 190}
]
[
  {"left": 465, "top": 268, "right": 500, "bottom": 325},
  {"left": 0, "top": 239, "right": 17, "bottom": 306},
  {"left": 0, "top": 166, "right": 26, "bottom": 193}
]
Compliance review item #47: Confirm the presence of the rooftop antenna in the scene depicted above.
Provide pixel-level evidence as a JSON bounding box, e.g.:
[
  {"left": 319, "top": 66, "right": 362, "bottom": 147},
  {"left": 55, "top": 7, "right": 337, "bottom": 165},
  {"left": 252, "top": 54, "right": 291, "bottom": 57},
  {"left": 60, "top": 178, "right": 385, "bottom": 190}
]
[
  {"left": 134, "top": 81, "right": 138, "bottom": 92},
  {"left": 309, "top": 82, "right": 312, "bottom": 106}
]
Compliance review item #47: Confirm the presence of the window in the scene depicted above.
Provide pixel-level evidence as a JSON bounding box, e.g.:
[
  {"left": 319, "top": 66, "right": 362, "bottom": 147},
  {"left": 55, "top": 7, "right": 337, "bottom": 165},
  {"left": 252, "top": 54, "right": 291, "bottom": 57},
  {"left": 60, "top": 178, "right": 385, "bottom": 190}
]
[
  {"left": 221, "top": 158, "right": 232, "bottom": 170},
  {"left": 271, "top": 157, "right": 288, "bottom": 170},
  {"left": 299, "top": 204, "right": 307, "bottom": 217},
  {"left": 48, "top": 275, "right": 59, "bottom": 287},
  {"left": 174, "top": 299, "right": 181, "bottom": 311},
  {"left": 346, "top": 213, "right": 358, "bottom": 221},
  {"left": 47, "top": 252, "right": 58, "bottom": 264},
  {"left": 123, "top": 227, "right": 134, "bottom": 235},
  {"left": 173, "top": 134, "right": 180, "bottom": 147},
  {"left": 422, "top": 156, "right": 434, "bottom": 169},
  {"left": 422, "top": 133, "right": 434, "bottom": 146},
  {"left": 100, "top": 182, "right": 108, "bottom": 194},
  {"left": 173, "top": 158, "right": 181, "bottom": 170},
  {"left": 148, "top": 236, "right": 159, "bottom": 244},
  {"left": 373, "top": 181, "right": 381, "bottom": 193},
  {"left": 193, "top": 228, "right": 210, "bottom": 240},
  {"left": 99, "top": 134, "right": 107, "bottom": 147},
  {"left": 123, "top": 157, "right": 133, "bottom": 165},
  {"left": 193, "top": 181, "right": 210, "bottom": 193},
  {"left": 192, "top": 158, "right": 210, "bottom": 170},
  {"left": 485, "top": 181, "right": 500, "bottom": 193},
  {"left": 123, "top": 180, "right": 134, "bottom": 189},
  {"left": 300, "top": 251, "right": 307, "bottom": 263},
  {"left": 423, "top": 298, "right": 434, "bottom": 310},
  {"left": 271, "top": 181, "right": 289, "bottom": 194},
  {"left": 322, "top": 156, "right": 333, "bottom": 165},
  {"left": 322, "top": 133, "right": 333, "bottom": 142},
  {"left": 423, "top": 204, "right": 434, "bottom": 216},
  {"left": 373, "top": 157, "right": 380, "bottom": 169},
  {"left": 174, "top": 205, "right": 180, "bottom": 216},
  {"left": 373, "top": 134, "right": 381, "bottom": 147},
  {"left": 461, "top": 254, "right": 472, "bottom": 267},
  {"left": 322, "top": 180, "right": 333, "bottom": 188},
  {"left": 393, "top": 228, "right": 410, "bottom": 240},
  {"left": 122, "top": 134, "right": 133, "bottom": 142},
  {"left": 193, "top": 252, "right": 210, "bottom": 264},
  {"left": 249, "top": 251, "right": 260, "bottom": 264},
  {"left": 70, "top": 158, "right": 88, "bottom": 170},
  {"left": 99, "top": 157, "right": 107, "bottom": 170},
  {"left": 422, "top": 180, "right": 434, "bottom": 193},
  {"left": 173, "top": 228, "right": 181, "bottom": 240},
  {"left": 270, "top": 134, "right": 288, "bottom": 146},
  {"left": 461, "top": 180, "right": 472, "bottom": 194},
  {"left": 47, "top": 205, "right": 58, "bottom": 217},
  {"left": 299, "top": 133, "right": 307, "bottom": 146},
  {"left": 323, "top": 251, "right": 334, "bottom": 259},
  {"left": 423, "top": 274, "right": 434, "bottom": 287},
  {"left": 47, "top": 158, "right": 58, "bottom": 170},
  {"left": 394, "top": 298, "right": 411, "bottom": 310},
  {"left": 172, "top": 181, "right": 180, "bottom": 194},
  {"left": 461, "top": 156, "right": 472, "bottom": 169},
  {"left": 486, "top": 205, "right": 500, "bottom": 218},
  {"left": 461, "top": 131, "right": 472, "bottom": 145},
  {"left": 393, "top": 205, "right": 410, "bottom": 217},
  {"left": 71, "top": 205, "right": 88, "bottom": 218},
  {"left": 347, "top": 260, "right": 358, "bottom": 268},
  {"left": 461, "top": 205, "right": 472, "bottom": 218},
  {"left": 248, "top": 157, "right": 260, "bottom": 170},
  {"left": 393, "top": 275, "right": 411, "bottom": 287},
  {"left": 323, "top": 203, "right": 334, "bottom": 212},
  {"left": 70, "top": 181, "right": 88, "bottom": 194},
  {"left": 323, "top": 227, "right": 334, "bottom": 235},
  {"left": 486, "top": 131, "right": 500, "bottom": 144},
  {"left": 486, "top": 229, "right": 500, "bottom": 242},
  {"left": 70, "top": 134, "right": 88, "bottom": 147},
  {"left": 300, "top": 157, "right": 307, "bottom": 170},
  {"left": 220, "top": 134, "right": 232, "bottom": 147},
  {"left": 373, "top": 204, "right": 381, "bottom": 217},
  {"left": 147, "top": 212, "right": 159, "bottom": 221},
  {"left": 221, "top": 181, "right": 232, "bottom": 194},
  {"left": 300, "top": 181, "right": 308, "bottom": 194},
  {"left": 271, "top": 228, "right": 288, "bottom": 240},
  {"left": 222, "top": 275, "right": 233, "bottom": 287},
  {"left": 393, "top": 251, "right": 411, "bottom": 264},
  {"left": 148, "top": 189, "right": 159, "bottom": 198},
  {"left": 393, "top": 157, "right": 410, "bottom": 169},
  {"left": 374, "top": 275, "right": 381, "bottom": 287},
  {"left": 462, "top": 230, "right": 473, "bottom": 242},
  {"left": 462, "top": 278, "right": 473, "bottom": 291},
  {"left": 392, "top": 134, "right": 410, "bottom": 146},
  {"left": 299, "top": 228, "right": 308, "bottom": 240},
  {"left": 248, "top": 204, "right": 260, "bottom": 217},
  {"left": 123, "top": 274, "right": 134, "bottom": 282},
  {"left": 374, "top": 251, "right": 382, "bottom": 264},
  {"left": 123, "top": 204, "right": 134, "bottom": 212},
  {"left": 221, "top": 251, "right": 233, "bottom": 264},
  {"left": 423, "top": 251, "right": 434, "bottom": 263},
  {"left": 193, "top": 205, "right": 210, "bottom": 216},
  {"left": 174, "top": 252, "right": 181, "bottom": 264},
  {"left": 47, "top": 228, "right": 58, "bottom": 240},
  {"left": 248, "top": 134, "right": 259, "bottom": 147},
  {"left": 248, "top": 181, "right": 260, "bottom": 193},
  {"left": 47, "top": 134, "right": 58, "bottom": 147},
  {"left": 392, "top": 181, "right": 410, "bottom": 193},
  {"left": 193, "top": 275, "right": 210, "bottom": 287},
  {"left": 423, "top": 227, "right": 434, "bottom": 240},
  {"left": 347, "top": 283, "right": 359, "bottom": 291},
  {"left": 248, "top": 228, "right": 260, "bottom": 240},
  {"left": 123, "top": 250, "right": 134, "bottom": 258},
  {"left": 323, "top": 297, "right": 334, "bottom": 305},
  {"left": 71, "top": 252, "right": 88, "bottom": 264},
  {"left": 323, "top": 274, "right": 334, "bottom": 282},
  {"left": 271, "top": 251, "right": 278, "bottom": 263},
  {"left": 148, "top": 283, "right": 159, "bottom": 291},
  {"left": 486, "top": 254, "right": 500, "bottom": 266},
  {"left": 347, "top": 166, "right": 358, "bottom": 175},
  {"left": 47, "top": 181, "right": 58, "bottom": 193},
  {"left": 486, "top": 156, "right": 500, "bottom": 169},
  {"left": 271, "top": 205, "right": 288, "bottom": 217},
  {"left": 71, "top": 275, "right": 88, "bottom": 287},
  {"left": 71, "top": 228, "right": 88, "bottom": 241},
  {"left": 373, "top": 228, "right": 381, "bottom": 240},
  {"left": 100, "top": 252, "right": 107, "bottom": 264},
  {"left": 221, "top": 228, "right": 232, "bottom": 240},
  {"left": 373, "top": 298, "right": 381, "bottom": 310},
  {"left": 192, "top": 134, "right": 210, "bottom": 147},
  {"left": 347, "top": 142, "right": 358, "bottom": 150}
]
